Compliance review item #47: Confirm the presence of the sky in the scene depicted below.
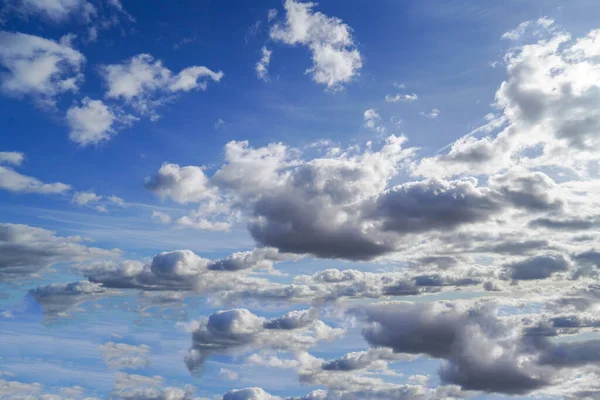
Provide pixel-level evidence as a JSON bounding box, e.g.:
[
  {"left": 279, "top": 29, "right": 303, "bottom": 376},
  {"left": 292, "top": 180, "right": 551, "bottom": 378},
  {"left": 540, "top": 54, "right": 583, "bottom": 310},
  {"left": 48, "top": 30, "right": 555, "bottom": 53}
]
[{"left": 2, "top": 0, "right": 600, "bottom": 399}]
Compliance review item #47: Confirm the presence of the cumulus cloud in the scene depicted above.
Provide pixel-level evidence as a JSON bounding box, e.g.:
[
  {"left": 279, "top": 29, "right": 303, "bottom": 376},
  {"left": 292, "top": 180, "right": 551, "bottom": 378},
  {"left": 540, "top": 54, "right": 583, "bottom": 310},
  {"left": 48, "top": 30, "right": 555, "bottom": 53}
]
[
  {"left": 0, "top": 223, "right": 119, "bottom": 282},
  {"left": 416, "top": 21, "right": 600, "bottom": 178},
  {"left": 363, "top": 109, "right": 386, "bottom": 133},
  {"left": 185, "top": 308, "right": 342, "bottom": 372},
  {"left": 0, "top": 31, "right": 84, "bottom": 104},
  {"left": 66, "top": 97, "right": 136, "bottom": 146},
  {"left": 100, "top": 54, "right": 223, "bottom": 119},
  {"left": 270, "top": 0, "right": 362, "bottom": 90}
]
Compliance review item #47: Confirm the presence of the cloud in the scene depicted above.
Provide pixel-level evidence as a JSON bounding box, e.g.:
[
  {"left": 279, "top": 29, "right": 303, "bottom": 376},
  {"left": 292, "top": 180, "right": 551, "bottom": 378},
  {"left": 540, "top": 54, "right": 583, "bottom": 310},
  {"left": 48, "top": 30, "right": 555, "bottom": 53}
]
[
  {"left": 67, "top": 97, "right": 136, "bottom": 146},
  {"left": 363, "top": 109, "right": 386, "bottom": 133},
  {"left": 185, "top": 307, "right": 342, "bottom": 372},
  {"left": 151, "top": 211, "right": 172, "bottom": 224},
  {"left": 4, "top": 0, "right": 96, "bottom": 22},
  {"left": 256, "top": 46, "right": 272, "bottom": 81},
  {"left": 145, "top": 163, "right": 217, "bottom": 204},
  {"left": 223, "top": 387, "right": 280, "bottom": 400},
  {"left": 505, "top": 255, "right": 569, "bottom": 280},
  {"left": 355, "top": 302, "right": 551, "bottom": 394},
  {"left": 0, "top": 153, "right": 70, "bottom": 195},
  {"left": 71, "top": 190, "right": 127, "bottom": 212},
  {"left": 385, "top": 93, "right": 418, "bottom": 103},
  {"left": 28, "top": 280, "right": 121, "bottom": 317},
  {"left": 110, "top": 372, "right": 197, "bottom": 400},
  {"left": 100, "top": 54, "right": 223, "bottom": 119},
  {"left": 0, "top": 31, "right": 84, "bottom": 104},
  {"left": 0, "top": 223, "right": 119, "bottom": 282},
  {"left": 420, "top": 108, "right": 440, "bottom": 119},
  {"left": 0, "top": 151, "right": 25, "bottom": 166},
  {"left": 270, "top": 0, "right": 362, "bottom": 90},
  {"left": 99, "top": 342, "right": 151, "bottom": 370},
  {"left": 415, "top": 21, "right": 600, "bottom": 178}
]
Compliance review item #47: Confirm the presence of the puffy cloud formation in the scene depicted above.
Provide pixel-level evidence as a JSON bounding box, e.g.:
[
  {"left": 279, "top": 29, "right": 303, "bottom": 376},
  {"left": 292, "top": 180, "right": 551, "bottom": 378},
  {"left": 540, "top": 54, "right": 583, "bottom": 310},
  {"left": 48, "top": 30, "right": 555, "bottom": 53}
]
[
  {"left": 270, "top": 0, "right": 362, "bottom": 90},
  {"left": 0, "top": 31, "right": 84, "bottom": 103},
  {"left": 145, "top": 134, "right": 582, "bottom": 261},
  {"left": 415, "top": 20, "right": 600, "bottom": 177},
  {"left": 100, "top": 53, "right": 223, "bottom": 120},
  {"left": 0, "top": 223, "right": 119, "bottom": 282},
  {"left": 353, "top": 301, "right": 600, "bottom": 395},
  {"left": 66, "top": 97, "right": 136, "bottom": 146},
  {"left": 185, "top": 308, "right": 342, "bottom": 372},
  {"left": 0, "top": 152, "right": 70, "bottom": 195}
]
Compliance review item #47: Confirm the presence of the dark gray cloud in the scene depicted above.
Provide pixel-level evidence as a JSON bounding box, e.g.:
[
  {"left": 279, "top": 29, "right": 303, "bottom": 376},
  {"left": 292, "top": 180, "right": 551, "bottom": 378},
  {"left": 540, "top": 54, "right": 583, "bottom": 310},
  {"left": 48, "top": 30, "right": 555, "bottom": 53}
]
[
  {"left": 355, "top": 302, "right": 550, "bottom": 394},
  {"left": 507, "top": 255, "right": 569, "bottom": 280}
]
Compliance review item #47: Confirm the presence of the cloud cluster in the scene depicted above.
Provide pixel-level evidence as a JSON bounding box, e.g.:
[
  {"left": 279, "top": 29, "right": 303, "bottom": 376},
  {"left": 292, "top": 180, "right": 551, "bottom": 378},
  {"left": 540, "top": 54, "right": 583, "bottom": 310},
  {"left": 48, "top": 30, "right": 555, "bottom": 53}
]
[
  {"left": 100, "top": 53, "right": 223, "bottom": 120},
  {"left": 185, "top": 308, "right": 342, "bottom": 372},
  {"left": 270, "top": 0, "right": 362, "bottom": 90},
  {"left": 0, "top": 31, "right": 84, "bottom": 105}
]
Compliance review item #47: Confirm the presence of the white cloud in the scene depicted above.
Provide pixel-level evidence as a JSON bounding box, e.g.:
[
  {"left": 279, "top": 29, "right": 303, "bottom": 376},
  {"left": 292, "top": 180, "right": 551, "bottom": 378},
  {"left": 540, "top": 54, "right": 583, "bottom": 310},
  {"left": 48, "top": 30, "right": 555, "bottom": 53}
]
[
  {"left": 256, "top": 46, "right": 272, "bottom": 81},
  {"left": 0, "top": 152, "right": 24, "bottom": 166},
  {"left": 8, "top": 0, "right": 96, "bottom": 22},
  {"left": 270, "top": 0, "right": 362, "bottom": 90},
  {"left": 66, "top": 97, "right": 135, "bottom": 146},
  {"left": 71, "top": 190, "right": 127, "bottom": 212},
  {"left": 100, "top": 54, "right": 223, "bottom": 119},
  {"left": 72, "top": 190, "right": 102, "bottom": 206},
  {"left": 151, "top": 211, "right": 172, "bottom": 224},
  {"left": 0, "top": 153, "right": 70, "bottom": 195},
  {"left": 219, "top": 368, "right": 239, "bottom": 381},
  {"left": 363, "top": 108, "right": 386, "bottom": 133},
  {"left": 0, "top": 31, "right": 84, "bottom": 103},
  {"left": 385, "top": 93, "right": 418, "bottom": 103},
  {"left": 420, "top": 108, "right": 440, "bottom": 119}
]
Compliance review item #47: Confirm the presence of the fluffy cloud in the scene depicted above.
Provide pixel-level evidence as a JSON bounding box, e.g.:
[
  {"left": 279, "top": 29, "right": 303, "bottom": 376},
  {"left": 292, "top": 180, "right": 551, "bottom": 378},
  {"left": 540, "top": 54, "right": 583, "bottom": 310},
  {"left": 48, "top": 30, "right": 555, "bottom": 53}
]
[
  {"left": 66, "top": 97, "right": 136, "bottom": 146},
  {"left": 185, "top": 308, "right": 342, "bottom": 372},
  {"left": 270, "top": 0, "right": 362, "bottom": 90},
  {"left": 0, "top": 223, "right": 119, "bottom": 282},
  {"left": 416, "top": 21, "right": 600, "bottom": 178},
  {"left": 100, "top": 54, "right": 223, "bottom": 119},
  {"left": 0, "top": 31, "right": 84, "bottom": 103}
]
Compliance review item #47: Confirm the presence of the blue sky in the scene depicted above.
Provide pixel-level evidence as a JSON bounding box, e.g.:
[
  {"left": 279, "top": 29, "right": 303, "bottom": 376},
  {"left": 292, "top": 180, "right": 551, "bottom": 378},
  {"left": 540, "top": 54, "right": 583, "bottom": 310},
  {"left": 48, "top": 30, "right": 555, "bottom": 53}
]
[{"left": 2, "top": 0, "right": 600, "bottom": 399}]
